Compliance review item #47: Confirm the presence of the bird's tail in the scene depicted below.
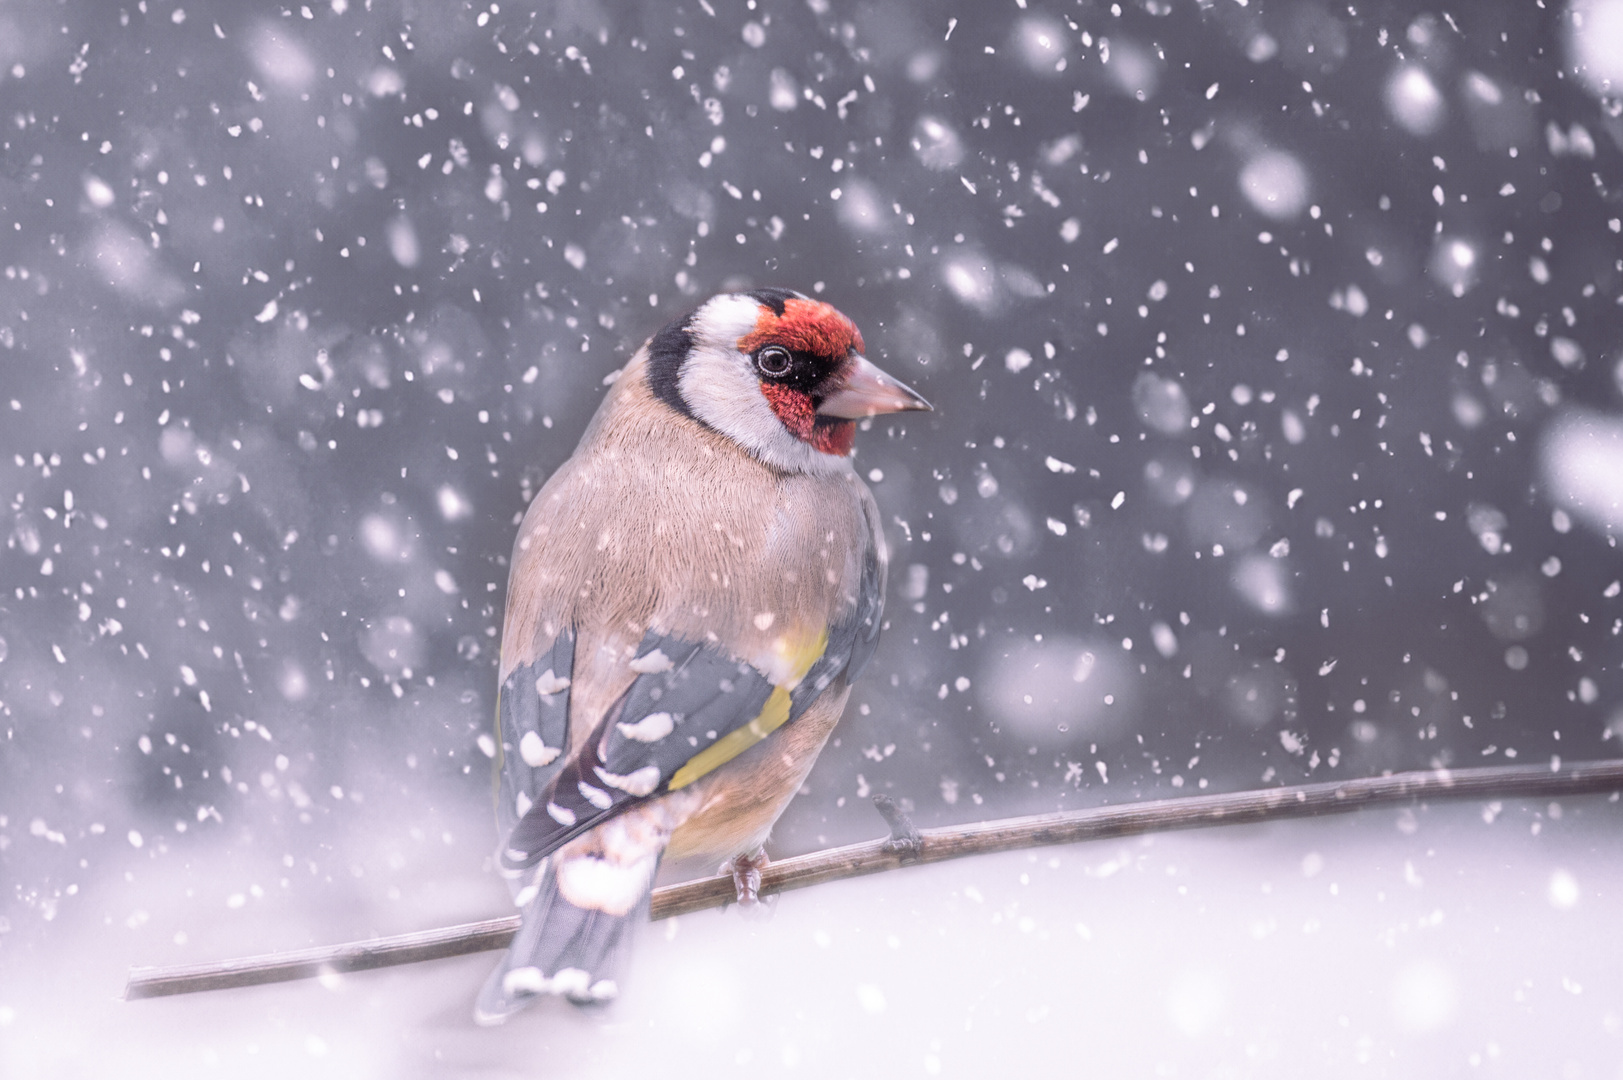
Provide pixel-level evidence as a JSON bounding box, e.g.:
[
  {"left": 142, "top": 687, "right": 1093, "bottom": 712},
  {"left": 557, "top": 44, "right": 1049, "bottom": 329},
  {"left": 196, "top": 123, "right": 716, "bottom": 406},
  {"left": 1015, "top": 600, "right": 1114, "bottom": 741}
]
[{"left": 474, "top": 856, "right": 650, "bottom": 1024}]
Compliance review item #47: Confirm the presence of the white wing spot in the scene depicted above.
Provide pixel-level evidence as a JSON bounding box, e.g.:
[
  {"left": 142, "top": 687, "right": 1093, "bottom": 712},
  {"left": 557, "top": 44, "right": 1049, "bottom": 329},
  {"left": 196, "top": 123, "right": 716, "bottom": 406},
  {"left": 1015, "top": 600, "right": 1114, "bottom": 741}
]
[
  {"left": 515, "top": 791, "right": 533, "bottom": 818},
  {"left": 594, "top": 764, "right": 662, "bottom": 797},
  {"left": 629, "top": 648, "right": 674, "bottom": 674},
  {"left": 753, "top": 611, "right": 776, "bottom": 630},
  {"left": 578, "top": 782, "right": 613, "bottom": 810},
  {"left": 534, "top": 669, "right": 571, "bottom": 695},
  {"left": 617, "top": 711, "right": 675, "bottom": 742},
  {"left": 519, "top": 730, "right": 561, "bottom": 767},
  {"left": 546, "top": 801, "right": 577, "bottom": 826}
]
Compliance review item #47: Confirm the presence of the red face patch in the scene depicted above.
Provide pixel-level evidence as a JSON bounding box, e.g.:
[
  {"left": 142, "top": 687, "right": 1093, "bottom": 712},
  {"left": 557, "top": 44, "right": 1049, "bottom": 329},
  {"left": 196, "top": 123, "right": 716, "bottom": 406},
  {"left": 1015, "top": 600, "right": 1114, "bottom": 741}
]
[
  {"left": 741, "top": 296, "right": 863, "bottom": 457},
  {"left": 759, "top": 382, "right": 857, "bottom": 457},
  {"left": 736, "top": 298, "right": 865, "bottom": 359}
]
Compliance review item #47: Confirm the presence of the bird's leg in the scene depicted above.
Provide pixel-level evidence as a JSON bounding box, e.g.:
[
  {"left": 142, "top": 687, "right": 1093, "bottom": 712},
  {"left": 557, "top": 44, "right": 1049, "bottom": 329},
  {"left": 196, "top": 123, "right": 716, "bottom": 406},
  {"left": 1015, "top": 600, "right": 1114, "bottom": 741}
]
[
  {"left": 720, "top": 848, "right": 770, "bottom": 907},
  {"left": 873, "top": 794, "right": 922, "bottom": 859}
]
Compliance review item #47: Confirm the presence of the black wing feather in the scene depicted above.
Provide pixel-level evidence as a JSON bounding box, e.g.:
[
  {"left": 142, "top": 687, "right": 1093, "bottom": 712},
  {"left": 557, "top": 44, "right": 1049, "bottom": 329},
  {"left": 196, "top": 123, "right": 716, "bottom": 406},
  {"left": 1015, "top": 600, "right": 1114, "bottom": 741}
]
[
  {"left": 494, "top": 630, "right": 574, "bottom": 874},
  {"left": 499, "top": 631, "right": 774, "bottom": 873}
]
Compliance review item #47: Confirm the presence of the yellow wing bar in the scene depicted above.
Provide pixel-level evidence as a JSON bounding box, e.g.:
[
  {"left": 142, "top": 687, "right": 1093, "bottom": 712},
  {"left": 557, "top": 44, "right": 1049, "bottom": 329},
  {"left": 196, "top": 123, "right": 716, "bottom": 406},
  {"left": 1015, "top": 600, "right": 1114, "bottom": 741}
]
[
  {"left": 666, "top": 627, "right": 828, "bottom": 791},
  {"left": 667, "top": 685, "right": 791, "bottom": 790}
]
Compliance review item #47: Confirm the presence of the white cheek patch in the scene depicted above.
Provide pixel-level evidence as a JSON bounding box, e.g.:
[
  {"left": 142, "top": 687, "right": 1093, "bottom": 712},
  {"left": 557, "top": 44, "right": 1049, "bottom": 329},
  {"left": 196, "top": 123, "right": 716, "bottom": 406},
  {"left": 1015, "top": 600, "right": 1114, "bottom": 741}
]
[
  {"left": 678, "top": 295, "right": 852, "bottom": 477},
  {"left": 679, "top": 340, "right": 785, "bottom": 457},
  {"left": 617, "top": 711, "right": 675, "bottom": 742},
  {"left": 519, "top": 730, "right": 561, "bottom": 767},
  {"left": 594, "top": 763, "right": 662, "bottom": 797},
  {"left": 555, "top": 853, "right": 659, "bottom": 916}
]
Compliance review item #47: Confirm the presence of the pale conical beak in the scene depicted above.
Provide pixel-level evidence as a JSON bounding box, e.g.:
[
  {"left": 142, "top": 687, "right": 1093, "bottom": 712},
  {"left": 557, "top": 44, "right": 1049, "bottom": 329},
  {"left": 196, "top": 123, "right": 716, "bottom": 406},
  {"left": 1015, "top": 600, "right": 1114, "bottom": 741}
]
[{"left": 816, "top": 354, "right": 933, "bottom": 419}]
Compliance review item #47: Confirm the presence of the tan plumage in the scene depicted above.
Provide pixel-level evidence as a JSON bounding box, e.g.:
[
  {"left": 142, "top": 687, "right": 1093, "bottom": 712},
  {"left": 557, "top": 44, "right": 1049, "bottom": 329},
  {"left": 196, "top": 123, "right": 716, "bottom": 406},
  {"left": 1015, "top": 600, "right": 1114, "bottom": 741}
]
[
  {"left": 500, "top": 350, "right": 878, "bottom": 855},
  {"left": 475, "top": 289, "right": 929, "bottom": 1022}
]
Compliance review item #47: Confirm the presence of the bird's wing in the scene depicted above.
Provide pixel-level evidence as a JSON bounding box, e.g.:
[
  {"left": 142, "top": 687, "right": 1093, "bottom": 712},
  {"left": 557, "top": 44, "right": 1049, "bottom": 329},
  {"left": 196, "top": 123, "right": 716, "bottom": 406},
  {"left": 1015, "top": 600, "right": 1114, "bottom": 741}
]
[
  {"left": 835, "top": 488, "right": 886, "bottom": 684},
  {"left": 496, "top": 529, "right": 886, "bottom": 875},
  {"left": 493, "top": 629, "right": 576, "bottom": 867}
]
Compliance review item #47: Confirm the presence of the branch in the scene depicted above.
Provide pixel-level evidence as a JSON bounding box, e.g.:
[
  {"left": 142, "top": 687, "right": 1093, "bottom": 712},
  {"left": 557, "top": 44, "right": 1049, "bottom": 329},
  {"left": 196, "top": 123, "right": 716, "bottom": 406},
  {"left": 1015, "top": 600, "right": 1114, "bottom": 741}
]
[{"left": 124, "top": 757, "right": 1623, "bottom": 1001}]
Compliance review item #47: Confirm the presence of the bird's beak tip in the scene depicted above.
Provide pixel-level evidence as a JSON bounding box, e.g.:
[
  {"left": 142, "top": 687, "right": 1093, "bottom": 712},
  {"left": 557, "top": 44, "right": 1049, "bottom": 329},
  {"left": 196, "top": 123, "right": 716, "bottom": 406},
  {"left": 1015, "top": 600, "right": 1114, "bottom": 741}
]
[{"left": 817, "top": 354, "right": 934, "bottom": 420}]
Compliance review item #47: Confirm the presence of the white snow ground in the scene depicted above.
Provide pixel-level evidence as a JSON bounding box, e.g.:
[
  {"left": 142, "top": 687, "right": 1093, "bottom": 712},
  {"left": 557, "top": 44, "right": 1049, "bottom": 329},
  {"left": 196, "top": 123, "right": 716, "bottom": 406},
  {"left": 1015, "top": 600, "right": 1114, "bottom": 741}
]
[{"left": 4, "top": 796, "right": 1619, "bottom": 1078}]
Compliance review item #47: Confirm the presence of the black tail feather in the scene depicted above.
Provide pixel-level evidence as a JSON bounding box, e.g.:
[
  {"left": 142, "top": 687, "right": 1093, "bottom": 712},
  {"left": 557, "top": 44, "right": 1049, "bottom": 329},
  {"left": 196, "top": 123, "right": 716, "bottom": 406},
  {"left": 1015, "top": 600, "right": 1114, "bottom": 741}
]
[{"left": 474, "top": 859, "right": 648, "bottom": 1024}]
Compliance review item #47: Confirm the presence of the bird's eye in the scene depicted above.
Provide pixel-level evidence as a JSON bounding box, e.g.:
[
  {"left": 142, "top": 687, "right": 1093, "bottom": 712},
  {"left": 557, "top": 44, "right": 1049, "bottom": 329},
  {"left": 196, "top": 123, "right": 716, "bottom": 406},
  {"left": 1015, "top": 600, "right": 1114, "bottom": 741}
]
[{"left": 755, "top": 346, "right": 793, "bottom": 378}]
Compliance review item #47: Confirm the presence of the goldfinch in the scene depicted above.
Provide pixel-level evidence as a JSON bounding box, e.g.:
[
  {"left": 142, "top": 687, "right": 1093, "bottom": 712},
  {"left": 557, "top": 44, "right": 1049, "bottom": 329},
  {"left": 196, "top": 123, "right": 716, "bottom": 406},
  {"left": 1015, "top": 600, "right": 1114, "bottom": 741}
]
[{"left": 475, "top": 288, "right": 930, "bottom": 1022}]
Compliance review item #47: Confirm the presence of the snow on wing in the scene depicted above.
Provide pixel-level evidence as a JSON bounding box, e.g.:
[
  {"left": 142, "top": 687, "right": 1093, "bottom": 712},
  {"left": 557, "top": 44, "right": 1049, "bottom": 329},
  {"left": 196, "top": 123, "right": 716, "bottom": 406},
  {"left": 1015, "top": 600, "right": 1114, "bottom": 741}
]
[{"left": 494, "top": 628, "right": 574, "bottom": 888}]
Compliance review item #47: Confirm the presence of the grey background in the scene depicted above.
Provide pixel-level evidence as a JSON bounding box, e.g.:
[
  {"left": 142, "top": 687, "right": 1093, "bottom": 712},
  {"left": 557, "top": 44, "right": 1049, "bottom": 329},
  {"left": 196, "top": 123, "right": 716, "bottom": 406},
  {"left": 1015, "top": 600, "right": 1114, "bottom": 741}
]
[{"left": 2, "top": 0, "right": 1621, "bottom": 1073}]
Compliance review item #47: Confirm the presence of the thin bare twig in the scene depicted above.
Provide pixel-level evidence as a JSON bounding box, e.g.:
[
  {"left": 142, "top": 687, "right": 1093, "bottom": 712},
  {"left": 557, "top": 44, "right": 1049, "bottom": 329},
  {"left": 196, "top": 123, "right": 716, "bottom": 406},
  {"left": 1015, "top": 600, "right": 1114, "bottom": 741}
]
[{"left": 124, "top": 757, "right": 1623, "bottom": 1001}]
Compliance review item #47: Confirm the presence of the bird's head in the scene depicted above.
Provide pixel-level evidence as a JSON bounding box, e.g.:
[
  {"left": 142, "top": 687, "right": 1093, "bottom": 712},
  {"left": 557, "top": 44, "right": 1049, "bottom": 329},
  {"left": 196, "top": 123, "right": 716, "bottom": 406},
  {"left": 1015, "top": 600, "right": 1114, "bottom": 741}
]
[{"left": 644, "top": 288, "right": 931, "bottom": 475}]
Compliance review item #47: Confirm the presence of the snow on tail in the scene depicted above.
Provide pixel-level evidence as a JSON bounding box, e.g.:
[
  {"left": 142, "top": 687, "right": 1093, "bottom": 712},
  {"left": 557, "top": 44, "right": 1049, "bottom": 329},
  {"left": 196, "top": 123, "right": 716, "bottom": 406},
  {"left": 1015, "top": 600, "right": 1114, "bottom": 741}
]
[{"left": 474, "top": 856, "right": 650, "bottom": 1024}]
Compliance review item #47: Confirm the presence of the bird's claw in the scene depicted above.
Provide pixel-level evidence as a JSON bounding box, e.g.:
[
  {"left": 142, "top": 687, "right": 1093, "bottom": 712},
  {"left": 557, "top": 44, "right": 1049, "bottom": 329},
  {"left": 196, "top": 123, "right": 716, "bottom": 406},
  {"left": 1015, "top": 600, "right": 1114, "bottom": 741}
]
[
  {"left": 721, "top": 849, "right": 770, "bottom": 908},
  {"left": 873, "top": 794, "right": 923, "bottom": 859},
  {"left": 881, "top": 834, "right": 922, "bottom": 856}
]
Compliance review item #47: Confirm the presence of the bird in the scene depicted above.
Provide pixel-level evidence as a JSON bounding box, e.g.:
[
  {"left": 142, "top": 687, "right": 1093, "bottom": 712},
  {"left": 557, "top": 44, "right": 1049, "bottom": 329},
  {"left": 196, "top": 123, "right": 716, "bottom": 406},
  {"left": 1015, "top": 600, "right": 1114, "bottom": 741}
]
[{"left": 474, "top": 287, "right": 931, "bottom": 1023}]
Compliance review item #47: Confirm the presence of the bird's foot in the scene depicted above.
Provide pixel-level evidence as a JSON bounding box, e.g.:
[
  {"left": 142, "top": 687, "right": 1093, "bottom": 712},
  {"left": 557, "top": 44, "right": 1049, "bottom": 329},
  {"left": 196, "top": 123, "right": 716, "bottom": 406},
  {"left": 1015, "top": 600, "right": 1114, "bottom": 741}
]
[
  {"left": 720, "top": 849, "right": 770, "bottom": 908},
  {"left": 873, "top": 794, "right": 923, "bottom": 859}
]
